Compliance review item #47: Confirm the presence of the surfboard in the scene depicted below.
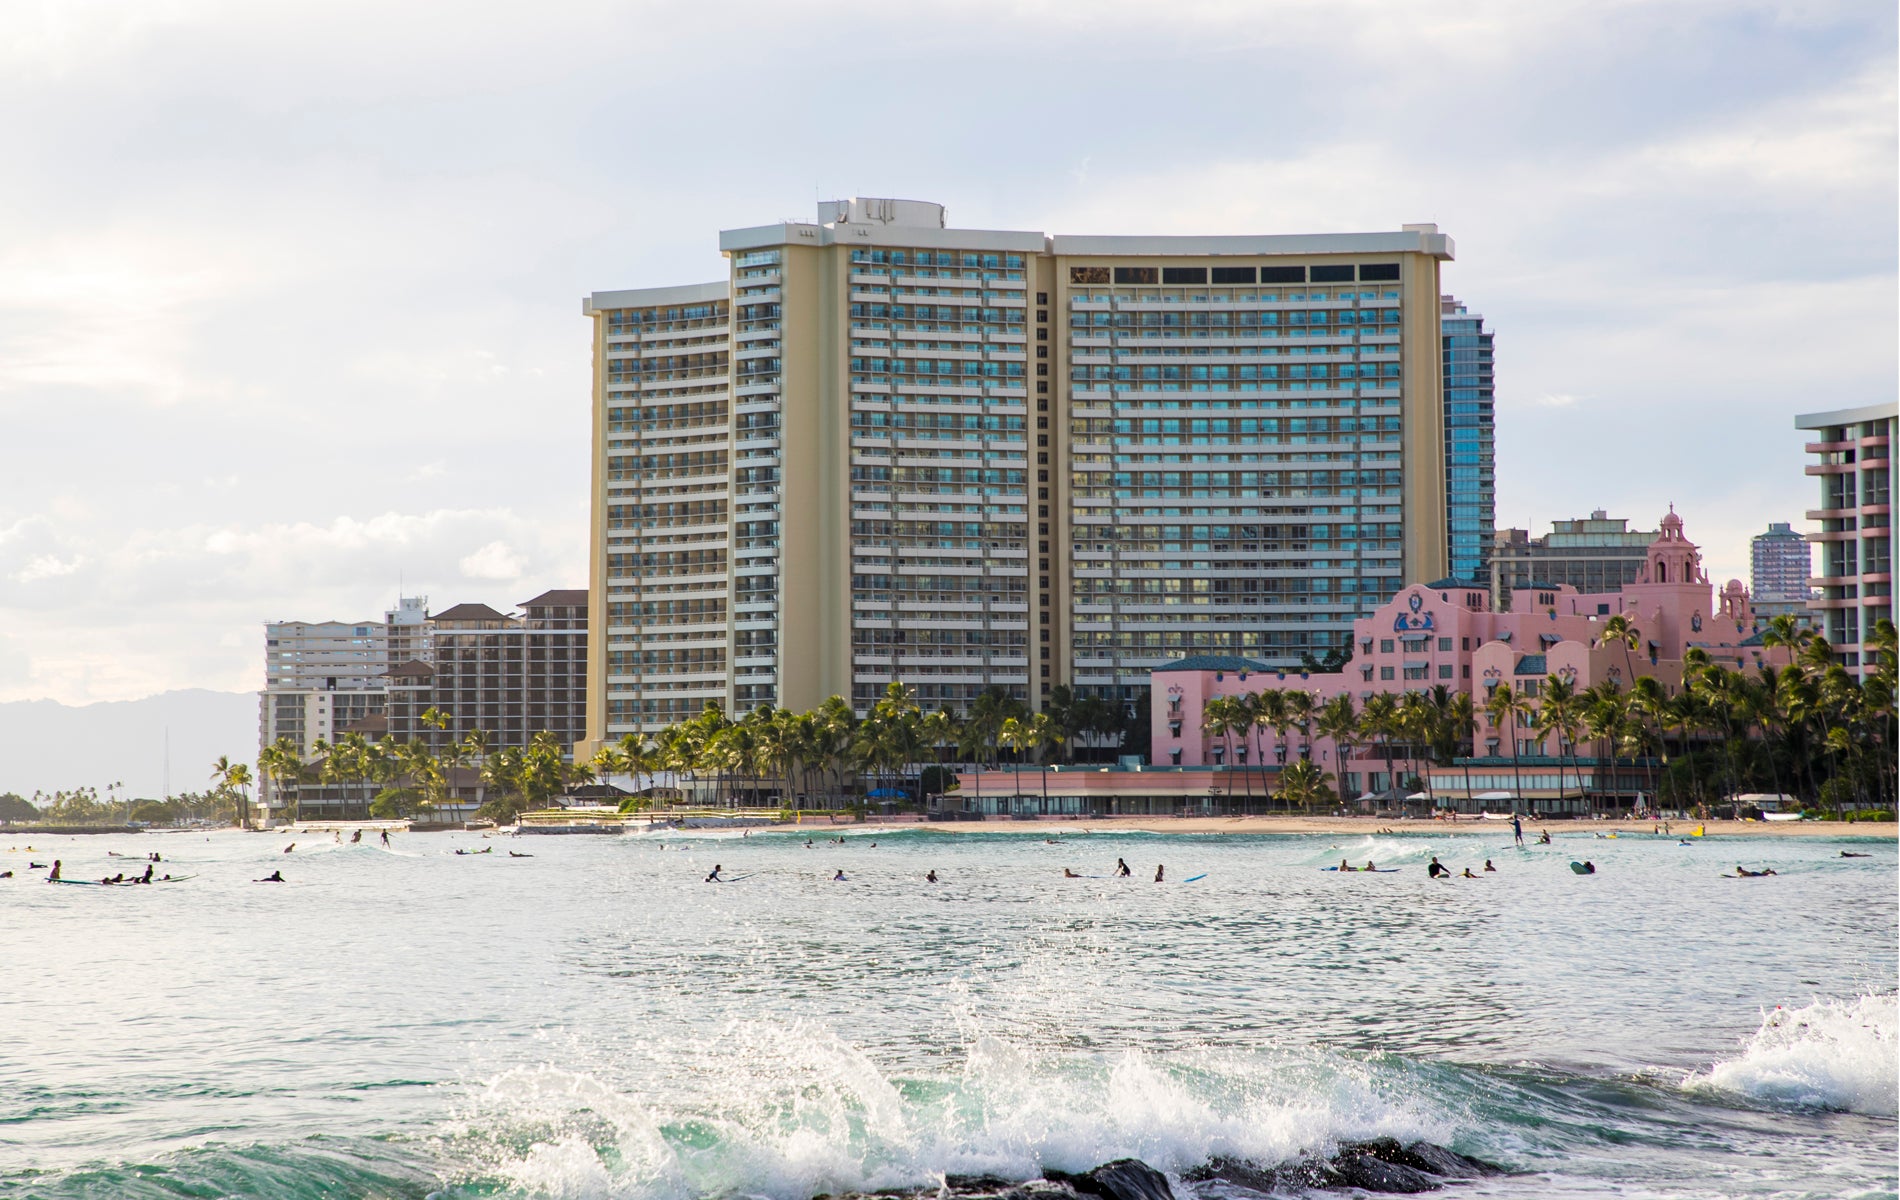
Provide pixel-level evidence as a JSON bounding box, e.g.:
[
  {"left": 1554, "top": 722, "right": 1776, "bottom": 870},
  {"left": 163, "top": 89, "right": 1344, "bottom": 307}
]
[
  {"left": 711, "top": 873, "right": 755, "bottom": 883},
  {"left": 1321, "top": 867, "right": 1401, "bottom": 872},
  {"left": 1183, "top": 873, "right": 1208, "bottom": 882},
  {"left": 1569, "top": 862, "right": 1595, "bottom": 874},
  {"left": 152, "top": 875, "right": 196, "bottom": 883}
]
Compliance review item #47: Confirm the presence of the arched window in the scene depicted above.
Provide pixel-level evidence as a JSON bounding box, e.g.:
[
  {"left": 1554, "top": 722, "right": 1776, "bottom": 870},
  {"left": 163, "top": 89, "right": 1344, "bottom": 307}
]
[{"left": 1655, "top": 559, "right": 1667, "bottom": 582}]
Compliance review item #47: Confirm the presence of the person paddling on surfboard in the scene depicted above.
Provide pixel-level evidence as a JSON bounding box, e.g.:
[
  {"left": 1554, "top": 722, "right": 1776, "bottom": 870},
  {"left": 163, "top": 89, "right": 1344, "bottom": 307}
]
[
  {"left": 1734, "top": 865, "right": 1777, "bottom": 877},
  {"left": 705, "top": 864, "right": 724, "bottom": 882},
  {"left": 1339, "top": 858, "right": 1354, "bottom": 872},
  {"left": 1064, "top": 868, "right": 1081, "bottom": 878},
  {"left": 1461, "top": 867, "right": 1478, "bottom": 879},
  {"left": 256, "top": 870, "right": 285, "bottom": 882}
]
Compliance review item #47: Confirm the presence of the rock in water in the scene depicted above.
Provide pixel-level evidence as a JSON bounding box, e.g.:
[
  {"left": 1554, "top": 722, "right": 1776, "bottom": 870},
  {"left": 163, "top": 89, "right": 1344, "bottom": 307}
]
[{"left": 1044, "top": 1159, "right": 1174, "bottom": 1200}]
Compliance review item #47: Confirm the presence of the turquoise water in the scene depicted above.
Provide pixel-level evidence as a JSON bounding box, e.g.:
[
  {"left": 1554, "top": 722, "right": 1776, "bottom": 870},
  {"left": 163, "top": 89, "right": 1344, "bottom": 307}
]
[{"left": 2, "top": 826, "right": 1894, "bottom": 1199}]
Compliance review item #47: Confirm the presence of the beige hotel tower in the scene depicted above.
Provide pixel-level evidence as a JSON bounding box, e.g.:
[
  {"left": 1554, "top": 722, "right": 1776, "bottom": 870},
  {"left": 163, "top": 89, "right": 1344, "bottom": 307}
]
[{"left": 582, "top": 198, "right": 1453, "bottom": 751}]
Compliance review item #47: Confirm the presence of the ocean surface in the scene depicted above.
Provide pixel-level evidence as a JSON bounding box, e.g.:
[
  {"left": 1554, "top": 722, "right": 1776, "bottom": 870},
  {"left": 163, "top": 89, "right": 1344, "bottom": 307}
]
[{"left": 2, "top": 824, "right": 1894, "bottom": 1200}]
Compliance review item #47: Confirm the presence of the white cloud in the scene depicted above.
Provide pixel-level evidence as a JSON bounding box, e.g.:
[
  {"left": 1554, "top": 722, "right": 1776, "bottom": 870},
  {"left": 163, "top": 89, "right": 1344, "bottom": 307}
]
[
  {"left": 1536, "top": 394, "right": 1579, "bottom": 409},
  {"left": 461, "top": 540, "right": 526, "bottom": 581},
  {"left": 14, "top": 554, "right": 85, "bottom": 582}
]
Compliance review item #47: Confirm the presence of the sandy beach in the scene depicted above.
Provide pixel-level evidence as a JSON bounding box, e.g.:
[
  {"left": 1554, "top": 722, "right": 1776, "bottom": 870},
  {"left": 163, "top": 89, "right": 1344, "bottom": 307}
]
[{"left": 863, "top": 815, "right": 1900, "bottom": 840}]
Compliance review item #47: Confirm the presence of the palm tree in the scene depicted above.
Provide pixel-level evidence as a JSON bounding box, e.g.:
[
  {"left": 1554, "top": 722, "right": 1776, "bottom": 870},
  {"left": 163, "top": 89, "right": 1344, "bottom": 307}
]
[
  {"left": 1538, "top": 674, "right": 1583, "bottom": 809},
  {"left": 256, "top": 737, "right": 305, "bottom": 826},
  {"left": 1314, "top": 693, "right": 1358, "bottom": 808},
  {"left": 1482, "top": 684, "right": 1524, "bottom": 813},
  {"left": 1600, "top": 613, "right": 1642, "bottom": 690},
  {"left": 212, "top": 755, "right": 253, "bottom": 829},
  {"left": 1359, "top": 693, "right": 1399, "bottom": 798},
  {"left": 1276, "top": 758, "right": 1336, "bottom": 815}
]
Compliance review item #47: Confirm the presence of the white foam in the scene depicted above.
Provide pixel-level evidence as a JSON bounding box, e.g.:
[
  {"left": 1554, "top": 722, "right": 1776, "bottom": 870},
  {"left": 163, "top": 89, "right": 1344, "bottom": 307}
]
[
  {"left": 1686, "top": 993, "right": 1898, "bottom": 1116},
  {"left": 450, "top": 1024, "right": 1449, "bottom": 1200}
]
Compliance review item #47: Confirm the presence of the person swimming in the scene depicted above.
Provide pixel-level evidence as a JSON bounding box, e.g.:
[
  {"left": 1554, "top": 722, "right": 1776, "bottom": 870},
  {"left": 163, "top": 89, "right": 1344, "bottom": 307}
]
[
  {"left": 1115, "top": 857, "right": 1131, "bottom": 877},
  {"left": 705, "top": 864, "right": 724, "bottom": 882},
  {"left": 1483, "top": 860, "right": 1496, "bottom": 872},
  {"left": 1427, "top": 857, "right": 1449, "bottom": 878},
  {"left": 926, "top": 870, "right": 939, "bottom": 883},
  {"left": 832, "top": 869, "right": 846, "bottom": 881},
  {"left": 256, "top": 870, "right": 285, "bottom": 882}
]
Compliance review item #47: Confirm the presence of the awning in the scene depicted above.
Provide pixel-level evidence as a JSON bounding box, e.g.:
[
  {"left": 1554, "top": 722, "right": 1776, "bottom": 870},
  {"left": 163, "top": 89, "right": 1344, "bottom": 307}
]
[{"left": 1474, "top": 790, "right": 1518, "bottom": 800}]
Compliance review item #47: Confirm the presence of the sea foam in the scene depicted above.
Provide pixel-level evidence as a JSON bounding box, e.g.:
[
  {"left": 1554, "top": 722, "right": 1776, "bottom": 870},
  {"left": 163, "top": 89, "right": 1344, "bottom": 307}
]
[
  {"left": 449, "top": 1023, "right": 1451, "bottom": 1200},
  {"left": 1686, "top": 993, "right": 1898, "bottom": 1116}
]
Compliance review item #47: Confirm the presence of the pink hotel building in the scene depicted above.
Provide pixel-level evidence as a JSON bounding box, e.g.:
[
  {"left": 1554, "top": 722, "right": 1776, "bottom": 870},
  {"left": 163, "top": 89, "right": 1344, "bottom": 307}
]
[{"left": 1151, "top": 510, "right": 1790, "bottom": 808}]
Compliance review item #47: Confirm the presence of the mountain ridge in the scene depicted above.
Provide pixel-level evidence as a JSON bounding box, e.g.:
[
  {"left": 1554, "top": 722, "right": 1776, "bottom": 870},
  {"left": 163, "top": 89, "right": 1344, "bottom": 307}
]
[{"left": 0, "top": 689, "right": 257, "bottom": 801}]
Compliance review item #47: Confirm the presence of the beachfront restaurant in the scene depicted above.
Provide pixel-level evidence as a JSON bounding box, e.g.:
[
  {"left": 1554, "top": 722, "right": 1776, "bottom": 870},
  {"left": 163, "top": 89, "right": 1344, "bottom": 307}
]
[
  {"left": 1426, "top": 755, "right": 1661, "bottom": 816},
  {"left": 942, "top": 764, "right": 1292, "bottom": 818}
]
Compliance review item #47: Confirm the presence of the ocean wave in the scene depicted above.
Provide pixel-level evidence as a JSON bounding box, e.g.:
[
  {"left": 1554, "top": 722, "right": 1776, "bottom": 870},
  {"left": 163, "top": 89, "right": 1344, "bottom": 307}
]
[
  {"left": 1684, "top": 993, "right": 1898, "bottom": 1116},
  {"left": 439, "top": 1024, "right": 1457, "bottom": 1200}
]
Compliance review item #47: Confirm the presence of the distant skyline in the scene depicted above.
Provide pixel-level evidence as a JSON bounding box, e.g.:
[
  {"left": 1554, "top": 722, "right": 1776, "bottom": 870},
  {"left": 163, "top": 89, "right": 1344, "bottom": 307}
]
[{"left": 3, "top": 0, "right": 1894, "bottom": 705}]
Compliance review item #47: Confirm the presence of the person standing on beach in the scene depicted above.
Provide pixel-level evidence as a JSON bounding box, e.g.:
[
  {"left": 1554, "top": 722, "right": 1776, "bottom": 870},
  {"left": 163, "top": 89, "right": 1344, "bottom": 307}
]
[{"left": 1513, "top": 815, "right": 1523, "bottom": 846}]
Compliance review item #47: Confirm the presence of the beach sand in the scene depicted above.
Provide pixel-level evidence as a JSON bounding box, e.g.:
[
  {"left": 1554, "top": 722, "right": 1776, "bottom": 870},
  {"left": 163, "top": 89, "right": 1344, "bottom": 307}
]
[{"left": 864, "top": 815, "right": 1898, "bottom": 839}]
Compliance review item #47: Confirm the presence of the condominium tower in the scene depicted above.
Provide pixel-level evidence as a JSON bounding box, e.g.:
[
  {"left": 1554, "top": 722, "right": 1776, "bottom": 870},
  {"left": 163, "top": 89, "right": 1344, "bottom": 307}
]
[
  {"left": 583, "top": 199, "right": 1456, "bottom": 749},
  {"left": 1797, "top": 403, "right": 1896, "bottom": 675},
  {"left": 1440, "top": 297, "right": 1495, "bottom": 586},
  {"left": 1749, "top": 522, "right": 1811, "bottom": 605}
]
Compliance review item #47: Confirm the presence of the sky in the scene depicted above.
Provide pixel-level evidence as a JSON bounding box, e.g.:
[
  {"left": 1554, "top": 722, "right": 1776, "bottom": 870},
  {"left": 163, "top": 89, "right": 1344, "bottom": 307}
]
[{"left": 1, "top": 0, "right": 1894, "bottom": 707}]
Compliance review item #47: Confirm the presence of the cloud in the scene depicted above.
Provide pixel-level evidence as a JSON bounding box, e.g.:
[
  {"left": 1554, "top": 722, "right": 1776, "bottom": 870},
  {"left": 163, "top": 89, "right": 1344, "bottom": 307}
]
[
  {"left": 0, "top": 0, "right": 1890, "bottom": 703},
  {"left": 461, "top": 540, "right": 526, "bottom": 581}
]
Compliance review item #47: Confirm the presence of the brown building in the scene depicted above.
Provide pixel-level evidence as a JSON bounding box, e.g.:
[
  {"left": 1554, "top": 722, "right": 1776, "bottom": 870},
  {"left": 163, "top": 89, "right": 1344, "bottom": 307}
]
[{"left": 384, "top": 589, "right": 589, "bottom": 757}]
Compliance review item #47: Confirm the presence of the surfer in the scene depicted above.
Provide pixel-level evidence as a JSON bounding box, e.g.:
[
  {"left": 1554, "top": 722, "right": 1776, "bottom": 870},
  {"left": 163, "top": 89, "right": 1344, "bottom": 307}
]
[
  {"left": 1734, "top": 865, "right": 1777, "bottom": 877},
  {"left": 705, "top": 864, "right": 724, "bottom": 882},
  {"left": 1461, "top": 867, "right": 1478, "bottom": 879},
  {"left": 46, "top": 860, "right": 60, "bottom": 882},
  {"left": 1427, "top": 857, "right": 1449, "bottom": 878},
  {"left": 1339, "top": 858, "right": 1354, "bottom": 872},
  {"left": 0, "top": 870, "right": 10, "bottom": 879},
  {"left": 1154, "top": 865, "right": 1165, "bottom": 882},
  {"left": 1064, "top": 868, "right": 1081, "bottom": 878},
  {"left": 380, "top": 830, "right": 390, "bottom": 846},
  {"left": 283, "top": 843, "right": 295, "bottom": 854},
  {"left": 1578, "top": 861, "right": 1596, "bottom": 874},
  {"left": 926, "top": 870, "right": 939, "bottom": 883},
  {"left": 833, "top": 869, "right": 847, "bottom": 881},
  {"left": 1841, "top": 851, "right": 1870, "bottom": 858},
  {"left": 1483, "top": 859, "right": 1496, "bottom": 872},
  {"left": 1513, "top": 815, "right": 1523, "bottom": 846},
  {"left": 351, "top": 829, "right": 362, "bottom": 843},
  {"left": 1115, "top": 857, "right": 1131, "bottom": 877},
  {"left": 1537, "top": 830, "right": 1551, "bottom": 845},
  {"left": 509, "top": 851, "right": 533, "bottom": 858},
  {"left": 256, "top": 870, "right": 285, "bottom": 882},
  {"left": 140, "top": 865, "right": 153, "bottom": 884}
]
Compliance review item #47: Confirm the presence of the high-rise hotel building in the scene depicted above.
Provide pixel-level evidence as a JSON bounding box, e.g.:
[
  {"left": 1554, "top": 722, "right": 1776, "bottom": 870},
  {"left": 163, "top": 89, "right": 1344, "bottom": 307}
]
[{"left": 583, "top": 199, "right": 1456, "bottom": 748}]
